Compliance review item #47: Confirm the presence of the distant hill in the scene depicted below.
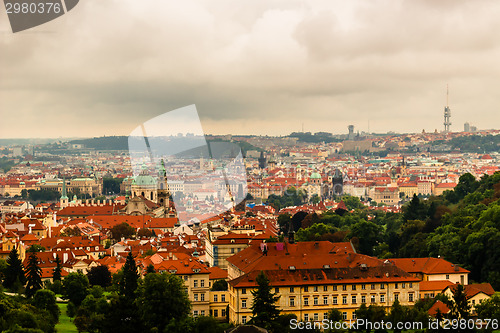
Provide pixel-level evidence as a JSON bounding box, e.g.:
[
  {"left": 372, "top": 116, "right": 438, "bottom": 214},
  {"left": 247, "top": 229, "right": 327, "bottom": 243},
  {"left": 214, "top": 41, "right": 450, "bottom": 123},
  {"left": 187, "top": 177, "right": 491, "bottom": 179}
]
[
  {"left": 0, "top": 138, "right": 70, "bottom": 146},
  {"left": 431, "top": 134, "right": 500, "bottom": 153},
  {"left": 69, "top": 136, "right": 261, "bottom": 154},
  {"left": 70, "top": 136, "right": 128, "bottom": 150},
  {"left": 288, "top": 131, "right": 342, "bottom": 143}
]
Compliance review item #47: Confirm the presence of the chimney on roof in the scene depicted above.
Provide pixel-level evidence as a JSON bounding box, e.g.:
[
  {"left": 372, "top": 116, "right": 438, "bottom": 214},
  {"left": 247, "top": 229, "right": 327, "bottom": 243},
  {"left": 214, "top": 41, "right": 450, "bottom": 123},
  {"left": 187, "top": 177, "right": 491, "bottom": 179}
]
[{"left": 454, "top": 265, "right": 459, "bottom": 272}]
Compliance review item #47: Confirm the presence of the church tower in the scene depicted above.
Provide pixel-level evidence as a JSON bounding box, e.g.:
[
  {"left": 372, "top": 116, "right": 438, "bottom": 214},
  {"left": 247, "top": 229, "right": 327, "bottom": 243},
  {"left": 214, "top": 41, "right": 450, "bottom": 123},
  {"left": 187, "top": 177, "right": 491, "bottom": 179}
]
[
  {"left": 60, "top": 178, "right": 69, "bottom": 208},
  {"left": 157, "top": 159, "right": 172, "bottom": 211}
]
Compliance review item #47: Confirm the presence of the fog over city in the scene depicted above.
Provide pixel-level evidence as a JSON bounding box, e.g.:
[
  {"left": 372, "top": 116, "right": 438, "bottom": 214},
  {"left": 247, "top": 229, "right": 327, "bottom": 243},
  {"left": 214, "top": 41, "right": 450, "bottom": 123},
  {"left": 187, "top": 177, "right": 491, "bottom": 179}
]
[{"left": 1, "top": 0, "right": 500, "bottom": 138}]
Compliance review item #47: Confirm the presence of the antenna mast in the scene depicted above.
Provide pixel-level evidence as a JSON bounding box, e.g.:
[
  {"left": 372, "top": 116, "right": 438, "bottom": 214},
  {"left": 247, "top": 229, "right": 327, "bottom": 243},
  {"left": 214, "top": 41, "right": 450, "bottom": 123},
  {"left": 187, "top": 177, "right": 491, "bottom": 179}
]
[{"left": 443, "top": 84, "right": 451, "bottom": 133}]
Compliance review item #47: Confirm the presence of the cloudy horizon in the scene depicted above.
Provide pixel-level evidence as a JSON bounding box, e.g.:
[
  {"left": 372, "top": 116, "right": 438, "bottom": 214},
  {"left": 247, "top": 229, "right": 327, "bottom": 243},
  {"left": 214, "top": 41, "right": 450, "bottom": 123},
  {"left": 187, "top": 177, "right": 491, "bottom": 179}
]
[{"left": 1, "top": 0, "right": 500, "bottom": 139}]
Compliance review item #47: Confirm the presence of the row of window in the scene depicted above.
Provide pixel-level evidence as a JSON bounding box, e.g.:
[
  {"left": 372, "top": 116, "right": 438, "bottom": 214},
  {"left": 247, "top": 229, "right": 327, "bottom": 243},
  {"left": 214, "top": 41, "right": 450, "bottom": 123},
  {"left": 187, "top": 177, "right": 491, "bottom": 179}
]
[
  {"left": 193, "top": 310, "right": 205, "bottom": 316},
  {"left": 290, "top": 293, "right": 414, "bottom": 306},
  {"left": 210, "top": 309, "right": 226, "bottom": 317},
  {"left": 304, "top": 312, "right": 354, "bottom": 322},
  {"left": 240, "top": 293, "right": 414, "bottom": 309},
  {"left": 192, "top": 280, "right": 206, "bottom": 288},
  {"left": 193, "top": 293, "right": 205, "bottom": 302},
  {"left": 240, "top": 282, "right": 414, "bottom": 295},
  {"left": 241, "top": 312, "right": 359, "bottom": 324},
  {"left": 213, "top": 294, "right": 226, "bottom": 302}
]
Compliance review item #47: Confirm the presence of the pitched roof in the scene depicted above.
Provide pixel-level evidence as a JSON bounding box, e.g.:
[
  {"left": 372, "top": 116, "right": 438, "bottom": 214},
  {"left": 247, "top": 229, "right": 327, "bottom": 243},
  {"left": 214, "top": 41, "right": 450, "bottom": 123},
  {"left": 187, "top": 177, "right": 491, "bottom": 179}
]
[
  {"left": 428, "top": 300, "right": 450, "bottom": 317},
  {"left": 208, "top": 266, "right": 228, "bottom": 280},
  {"left": 229, "top": 263, "right": 419, "bottom": 288},
  {"left": 224, "top": 241, "right": 419, "bottom": 286},
  {"left": 389, "top": 258, "right": 469, "bottom": 275},
  {"left": 58, "top": 204, "right": 125, "bottom": 216},
  {"left": 419, "top": 280, "right": 454, "bottom": 292},
  {"left": 446, "top": 283, "right": 495, "bottom": 298}
]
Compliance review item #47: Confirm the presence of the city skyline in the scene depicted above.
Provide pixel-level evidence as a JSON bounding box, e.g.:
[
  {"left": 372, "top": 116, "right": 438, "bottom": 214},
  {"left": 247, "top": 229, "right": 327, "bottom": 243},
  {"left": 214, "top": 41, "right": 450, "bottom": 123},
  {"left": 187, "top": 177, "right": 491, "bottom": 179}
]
[{"left": 2, "top": 1, "right": 500, "bottom": 138}]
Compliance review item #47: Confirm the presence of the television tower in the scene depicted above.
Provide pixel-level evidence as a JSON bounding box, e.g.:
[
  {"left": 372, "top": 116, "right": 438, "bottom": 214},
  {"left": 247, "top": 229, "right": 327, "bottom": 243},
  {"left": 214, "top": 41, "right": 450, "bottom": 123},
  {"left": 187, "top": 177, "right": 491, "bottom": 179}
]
[{"left": 443, "top": 85, "right": 451, "bottom": 133}]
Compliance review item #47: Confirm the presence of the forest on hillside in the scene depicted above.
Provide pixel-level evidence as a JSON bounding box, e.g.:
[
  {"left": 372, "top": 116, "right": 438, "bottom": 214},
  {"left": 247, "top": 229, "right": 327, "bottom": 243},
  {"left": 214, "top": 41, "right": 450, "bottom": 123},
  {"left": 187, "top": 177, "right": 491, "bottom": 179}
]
[{"left": 276, "top": 172, "right": 500, "bottom": 290}]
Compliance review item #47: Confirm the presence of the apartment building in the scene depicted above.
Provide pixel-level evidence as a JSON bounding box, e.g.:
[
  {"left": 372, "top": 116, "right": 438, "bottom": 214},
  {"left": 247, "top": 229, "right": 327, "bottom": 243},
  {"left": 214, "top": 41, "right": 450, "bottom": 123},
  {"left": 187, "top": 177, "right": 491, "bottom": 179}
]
[{"left": 227, "top": 241, "right": 420, "bottom": 324}]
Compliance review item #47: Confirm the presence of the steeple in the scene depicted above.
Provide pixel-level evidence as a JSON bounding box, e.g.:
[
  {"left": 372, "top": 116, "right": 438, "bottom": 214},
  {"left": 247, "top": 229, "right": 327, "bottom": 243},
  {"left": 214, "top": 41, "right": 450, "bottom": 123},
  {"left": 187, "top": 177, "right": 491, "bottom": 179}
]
[
  {"left": 60, "top": 178, "right": 69, "bottom": 208},
  {"left": 157, "top": 159, "right": 171, "bottom": 214},
  {"left": 61, "top": 178, "right": 68, "bottom": 200}
]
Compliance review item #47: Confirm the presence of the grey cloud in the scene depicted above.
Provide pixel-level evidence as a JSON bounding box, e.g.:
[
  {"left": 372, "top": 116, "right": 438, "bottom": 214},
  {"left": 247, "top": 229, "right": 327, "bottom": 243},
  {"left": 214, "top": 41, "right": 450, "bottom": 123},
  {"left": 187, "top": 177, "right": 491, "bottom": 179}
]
[{"left": 1, "top": 0, "right": 499, "bottom": 138}]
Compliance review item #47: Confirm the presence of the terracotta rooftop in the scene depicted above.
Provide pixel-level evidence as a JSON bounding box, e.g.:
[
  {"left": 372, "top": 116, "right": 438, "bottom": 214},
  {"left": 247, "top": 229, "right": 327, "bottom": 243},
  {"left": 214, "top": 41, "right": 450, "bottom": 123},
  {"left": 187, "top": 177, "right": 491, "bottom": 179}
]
[
  {"left": 428, "top": 300, "right": 450, "bottom": 318},
  {"left": 419, "top": 280, "right": 454, "bottom": 292},
  {"left": 389, "top": 257, "right": 470, "bottom": 275}
]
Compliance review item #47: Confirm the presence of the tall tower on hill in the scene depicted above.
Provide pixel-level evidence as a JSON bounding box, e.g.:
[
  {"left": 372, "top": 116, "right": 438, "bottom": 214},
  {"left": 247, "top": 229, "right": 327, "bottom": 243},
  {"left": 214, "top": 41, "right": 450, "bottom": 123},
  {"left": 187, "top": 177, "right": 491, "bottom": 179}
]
[{"left": 443, "top": 85, "right": 451, "bottom": 133}]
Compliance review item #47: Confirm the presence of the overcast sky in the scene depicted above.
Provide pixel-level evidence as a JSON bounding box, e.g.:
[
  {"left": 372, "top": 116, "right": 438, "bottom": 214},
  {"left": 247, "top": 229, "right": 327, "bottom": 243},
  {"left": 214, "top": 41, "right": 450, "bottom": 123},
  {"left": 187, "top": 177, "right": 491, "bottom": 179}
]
[{"left": 1, "top": 0, "right": 500, "bottom": 138}]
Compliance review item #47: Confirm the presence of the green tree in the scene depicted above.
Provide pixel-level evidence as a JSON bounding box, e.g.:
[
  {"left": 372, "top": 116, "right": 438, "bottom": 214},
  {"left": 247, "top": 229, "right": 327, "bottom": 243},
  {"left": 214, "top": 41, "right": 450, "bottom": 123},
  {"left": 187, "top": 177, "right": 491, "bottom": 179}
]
[
  {"left": 475, "top": 293, "right": 500, "bottom": 320},
  {"left": 74, "top": 293, "right": 110, "bottom": 333},
  {"left": 449, "top": 284, "right": 471, "bottom": 320},
  {"left": 310, "top": 194, "right": 320, "bottom": 204},
  {"left": 31, "top": 289, "right": 59, "bottom": 322},
  {"left": 111, "top": 223, "right": 135, "bottom": 241},
  {"left": 87, "top": 265, "right": 112, "bottom": 287},
  {"left": 0, "top": 258, "right": 8, "bottom": 282},
  {"left": 62, "top": 272, "right": 89, "bottom": 307},
  {"left": 277, "top": 213, "right": 292, "bottom": 234},
  {"left": 387, "top": 299, "right": 406, "bottom": 333},
  {"left": 211, "top": 279, "right": 228, "bottom": 291},
  {"left": 120, "top": 252, "right": 138, "bottom": 299},
  {"left": 348, "top": 220, "right": 381, "bottom": 256},
  {"left": 355, "top": 304, "right": 386, "bottom": 329},
  {"left": 26, "top": 245, "right": 45, "bottom": 253},
  {"left": 140, "top": 273, "right": 191, "bottom": 332},
  {"left": 327, "top": 308, "right": 342, "bottom": 322},
  {"left": 25, "top": 252, "right": 42, "bottom": 298},
  {"left": 342, "top": 195, "right": 364, "bottom": 210},
  {"left": 403, "top": 194, "right": 428, "bottom": 222},
  {"left": 250, "top": 271, "right": 280, "bottom": 329},
  {"left": 454, "top": 173, "right": 478, "bottom": 202},
  {"left": 137, "top": 228, "right": 154, "bottom": 238},
  {"left": 52, "top": 255, "right": 62, "bottom": 282},
  {"left": 3, "top": 248, "right": 25, "bottom": 291},
  {"left": 145, "top": 264, "right": 156, "bottom": 274}
]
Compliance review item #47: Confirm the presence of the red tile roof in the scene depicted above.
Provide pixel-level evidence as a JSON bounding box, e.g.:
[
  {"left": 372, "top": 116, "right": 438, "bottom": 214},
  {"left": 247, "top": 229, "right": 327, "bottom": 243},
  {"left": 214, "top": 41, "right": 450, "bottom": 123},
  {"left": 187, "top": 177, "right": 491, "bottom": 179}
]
[
  {"left": 428, "top": 300, "right": 450, "bottom": 317},
  {"left": 389, "top": 258, "right": 470, "bottom": 275},
  {"left": 208, "top": 266, "right": 228, "bottom": 280},
  {"left": 445, "top": 283, "right": 495, "bottom": 298},
  {"left": 419, "top": 280, "right": 454, "bottom": 292}
]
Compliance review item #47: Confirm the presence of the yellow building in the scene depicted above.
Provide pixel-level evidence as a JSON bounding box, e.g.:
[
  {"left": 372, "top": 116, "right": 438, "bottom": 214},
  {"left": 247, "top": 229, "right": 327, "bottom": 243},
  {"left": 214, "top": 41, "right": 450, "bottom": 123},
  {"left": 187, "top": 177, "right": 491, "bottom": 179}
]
[
  {"left": 443, "top": 283, "right": 495, "bottom": 316},
  {"left": 210, "top": 290, "right": 229, "bottom": 320},
  {"left": 226, "top": 241, "right": 420, "bottom": 325},
  {"left": 208, "top": 266, "right": 230, "bottom": 320},
  {"left": 140, "top": 253, "right": 211, "bottom": 316},
  {"left": 433, "top": 182, "right": 457, "bottom": 196},
  {"left": 0, "top": 231, "right": 25, "bottom": 260},
  {"left": 205, "top": 232, "right": 268, "bottom": 270},
  {"left": 371, "top": 187, "right": 400, "bottom": 205},
  {"left": 399, "top": 182, "right": 418, "bottom": 198}
]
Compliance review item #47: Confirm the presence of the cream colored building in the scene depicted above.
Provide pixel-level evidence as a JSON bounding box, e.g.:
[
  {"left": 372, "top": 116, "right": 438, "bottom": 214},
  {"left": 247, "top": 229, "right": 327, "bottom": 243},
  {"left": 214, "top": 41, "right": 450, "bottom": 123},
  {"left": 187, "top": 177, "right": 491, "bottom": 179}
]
[
  {"left": 443, "top": 283, "right": 495, "bottom": 316},
  {"left": 227, "top": 241, "right": 420, "bottom": 325},
  {"left": 389, "top": 258, "right": 469, "bottom": 285}
]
